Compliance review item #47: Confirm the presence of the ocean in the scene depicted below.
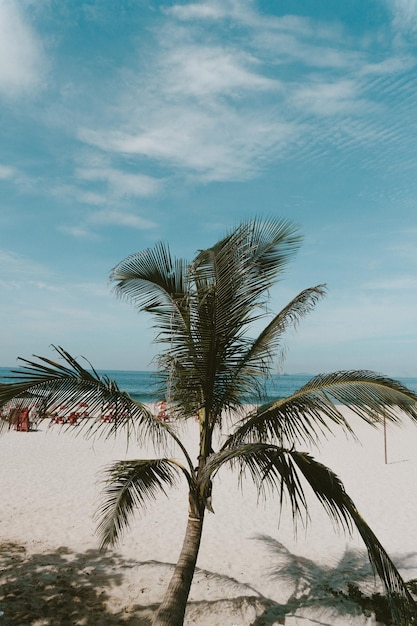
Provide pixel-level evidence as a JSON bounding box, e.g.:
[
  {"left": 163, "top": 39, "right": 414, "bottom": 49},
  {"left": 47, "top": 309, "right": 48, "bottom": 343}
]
[{"left": 1, "top": 367, "right": 417, "bottom": 404}]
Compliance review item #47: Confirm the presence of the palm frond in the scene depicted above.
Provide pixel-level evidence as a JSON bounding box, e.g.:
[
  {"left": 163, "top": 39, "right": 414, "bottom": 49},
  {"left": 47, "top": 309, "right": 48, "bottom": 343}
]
[
  {"left": 215, "top": 285, "right": 327, "bottom": 409},
  {"left": 196, "top": 217, "right": 302, "bottom": 291},
  {"left": 111, "top": 241, "right": 187, "bottom": 307},
  {"left": 223, "top": 397, "right": 351, "bottom": 451},
  {"left": 110, "top": 242, "right": 202, "bottom": 412},
  {"left": 108, "top": 218, "right": 304, "bottom": 424},
  {"left": 168, "top": 218, "right": 303, "bottom": 420},
  {"left": 96, "top": 459, "right": 180, "bottom": 550},
  {"left": 110, "top": 241, "right": 191, "bottom": 338},
  {"left": 192, "top": 218, "right": 302, "bottom": 339},
  {"left": 200, "top": 443, "right": 309, "bottom": 523},
  {"left": 226, "top": 370, "right": 417, "bottom": 449},
  {"left": 292, "top": 451, "right": 417, "bottom": 624},
  {"left": 0, "top": 346, "right": 166, "bottom": 446},
  {"left": 299, "top": 371, "right": 417, "bottom": 423},
  {"left": 202, "top": 442, "right": 416, "bottom": 623}
]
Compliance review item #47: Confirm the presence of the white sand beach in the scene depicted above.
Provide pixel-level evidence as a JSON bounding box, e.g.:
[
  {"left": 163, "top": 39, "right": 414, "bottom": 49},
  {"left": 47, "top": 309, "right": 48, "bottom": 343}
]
[{"left": 1, "top": 407, "right": 417, "bottom": 625}]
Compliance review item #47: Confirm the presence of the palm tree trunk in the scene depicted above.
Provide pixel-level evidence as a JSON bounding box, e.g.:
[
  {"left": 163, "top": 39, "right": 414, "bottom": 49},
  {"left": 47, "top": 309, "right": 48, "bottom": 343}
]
[{"left": 152, "top": 512, "right": 204, "bottom": 626}]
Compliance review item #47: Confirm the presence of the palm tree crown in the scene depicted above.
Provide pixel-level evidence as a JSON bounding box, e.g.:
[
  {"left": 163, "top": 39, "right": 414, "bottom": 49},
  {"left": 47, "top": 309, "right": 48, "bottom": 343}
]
[{"left": 2, "top": 217, "right": 417, "bottom": 626}]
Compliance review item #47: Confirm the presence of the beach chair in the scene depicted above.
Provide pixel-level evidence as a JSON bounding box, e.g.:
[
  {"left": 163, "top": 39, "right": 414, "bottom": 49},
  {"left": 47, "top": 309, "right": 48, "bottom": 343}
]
[
  {"left": 17, "top": 408, "right": 30, "bottom": 432},
  {"left": 8, "top": 407, "right": 19, "bottom": 430},
  {"left": 68, "top": 412, "right": 80, "bottom": 425},
  {"left": 78, "top": 401, "right": 89, "bottom": 417},
  {"left": 101, "top": 402, "right": 117, "bottom": 423}
]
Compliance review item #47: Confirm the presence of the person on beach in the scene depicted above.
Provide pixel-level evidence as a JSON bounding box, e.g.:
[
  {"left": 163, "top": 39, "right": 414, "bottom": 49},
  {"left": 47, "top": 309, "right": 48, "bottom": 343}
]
[
  {"left": 205, "top": 478, "right": 214, "bottom": 513},
  {"left": 156, "top": 400, "right": 169, "bottom": 422}
]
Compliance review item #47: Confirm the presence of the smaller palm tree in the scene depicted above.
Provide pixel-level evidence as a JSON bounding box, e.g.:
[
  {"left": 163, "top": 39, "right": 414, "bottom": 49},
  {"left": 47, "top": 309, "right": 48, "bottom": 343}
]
[{"left": 1, "top": 217, "right": 417, "bottom": 626}]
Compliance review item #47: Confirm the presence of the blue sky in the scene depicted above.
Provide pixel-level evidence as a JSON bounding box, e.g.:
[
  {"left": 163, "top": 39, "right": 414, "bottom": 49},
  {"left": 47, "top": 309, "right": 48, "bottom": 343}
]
[{"left": 1, "top": 0, "right": 417, "bottom": 376}]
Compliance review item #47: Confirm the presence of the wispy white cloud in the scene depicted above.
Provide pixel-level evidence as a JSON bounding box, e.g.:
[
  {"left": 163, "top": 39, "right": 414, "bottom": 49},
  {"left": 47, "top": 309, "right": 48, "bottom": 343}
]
[
  {"left": 167, "top": 0, "right": 230, "bottom": 21},
  {"left": 0, "top": 249, "right": 53, "bottom": 285},
  {"left": 75, "top": 0, "right": 415, "bottom": 183},
  {"left": 168, "top": 0, "right": 341, "bottom": 41},
  {"left": 49, "top": 183, "right": 107, "bottom": 207},
  {"left": 75, "top": 167, "right": 161, "bottom": 197},
  {"left": 291, "top": 78, "right": 362, "bottom": 116},
  {"left": 247, "top": 22, "right": 360, "bottom": 71},
  {"left": 364, "top": 276, "right": 417, "bottom": 290},
  {"left": 72, "top": 2, "right": 302, "bottom": 182},
  {"left": 169, "top": 0, "right": 348, "bottom": 68},
  {"left": 58, "top": 208, "right": 157, "bottom": 240},
  {"left": 162, "top": 45, "right": 279, "bottom": 97},
  {"left": 0, "top": 0, "right": 46, "bottom": 96},
  {"left": 57, "top": 225, "right": 99, "bottom": 240},
  {"left": 75, "top": 190, "right": 106, "bottom": 206},
  {"left": 388, "top": 0, "right": 417, "bottom": 33},
  {"left": 52, "top": 170, "right": 159, "bottom": 237},
  {"left": 88, "top": 209, "right": 156, "bottom": 230},
  {"left": 79, "top": 110, "right": 296, "bottom": 182},
  {"left": 0, "top": 164, "right": 17, "bottom": 179},
  {"left": 360, "top": 56, "right": 416, "bottom": 76}
]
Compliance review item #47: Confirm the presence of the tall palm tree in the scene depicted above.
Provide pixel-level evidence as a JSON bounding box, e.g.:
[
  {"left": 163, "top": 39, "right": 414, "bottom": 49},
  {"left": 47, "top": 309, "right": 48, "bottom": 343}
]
[{"left": 1, "top": 217, "right": 417, "bottom": 626}]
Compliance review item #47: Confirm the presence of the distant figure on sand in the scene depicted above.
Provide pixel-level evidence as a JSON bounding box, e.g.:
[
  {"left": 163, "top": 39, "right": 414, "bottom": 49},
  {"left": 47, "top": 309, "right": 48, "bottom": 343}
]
[
  {"left": 205, "top": 478, "right": 214, "bottom": 513},
  {"left": 156, "top": 400, "right": 170, "bottom": 422}
]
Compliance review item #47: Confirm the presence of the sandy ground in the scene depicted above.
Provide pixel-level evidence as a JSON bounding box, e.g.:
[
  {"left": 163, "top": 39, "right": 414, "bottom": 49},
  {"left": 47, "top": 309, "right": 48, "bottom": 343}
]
[{"left": 1, "top": 407, "right": 417, "bottom": 625}]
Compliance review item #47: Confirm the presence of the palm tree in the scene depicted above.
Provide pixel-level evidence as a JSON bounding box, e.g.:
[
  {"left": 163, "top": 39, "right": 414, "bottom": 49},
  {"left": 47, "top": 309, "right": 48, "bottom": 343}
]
[{"left": 1, "top": 217, "right": 417, "bottom": 626}]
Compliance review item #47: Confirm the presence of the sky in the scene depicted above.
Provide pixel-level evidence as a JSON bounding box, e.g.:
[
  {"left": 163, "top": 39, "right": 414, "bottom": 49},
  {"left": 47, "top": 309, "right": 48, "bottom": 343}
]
[{"left": 1, "top": 0, "right": 417, "bottom": 377}]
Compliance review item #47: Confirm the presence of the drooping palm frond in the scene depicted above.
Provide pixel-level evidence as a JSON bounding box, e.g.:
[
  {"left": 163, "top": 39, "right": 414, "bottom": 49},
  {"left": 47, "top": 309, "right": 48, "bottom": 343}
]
[
  {"left": 96, "top": 458, "right": 181, "bottom": 550},
  {"left": 201, "top": 442, "right": 416, "bottom": 624},
  {"left": 299, "top": 371, "right": 417, "bottom": 422},
  {"left": 107, "top": 218, "right": 305, "bottom": 425},
  {"left": 0, "top": 346, "right": 165, "bottom": 445},
  {"left": 110, "top": 241, "right": 200, "bottom": 412},
  {"left": 199, "top": 443, "right": 309, "bottom": 523},
  {"left": 223, "top": 395, "right": 353, "bottom": 451},
  {"left": 195, "top": 217, "right": 303, "bottom": 294},
  {"left": 110, "top": 241, "right": 191, "bottom": 339},
  {"left": 226, "top": 370, "right": 417, "bottom": 449},
  {"left": 168, "top": 218, "right": 304, "bottom": 421},
  {"left": 191, "top": 218, "right": 303, "bottom": 349},
  {"left": 292, "top": 451, "right": 417, "bottom": 625},
  {"left": 213, "top": 285, "right": 327, "bottom": 412}
]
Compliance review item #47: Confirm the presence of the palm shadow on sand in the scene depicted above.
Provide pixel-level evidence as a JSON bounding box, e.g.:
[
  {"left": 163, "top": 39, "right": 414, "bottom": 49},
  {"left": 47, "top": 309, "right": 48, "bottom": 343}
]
[
  {"left": 249, "top": 533, "right": 417, "bottom": 625},
  {"left": 0, "top": 542, "right": 273, "bottom": 626},
  {"left": 0, "top": 542, "right": 152, "bottom": 625},
  {"left": 0, "top": 541, "right": 278, "bottom": 626},
  {"left": 2, "top": 537, "right": 416, "bottom": 626}
]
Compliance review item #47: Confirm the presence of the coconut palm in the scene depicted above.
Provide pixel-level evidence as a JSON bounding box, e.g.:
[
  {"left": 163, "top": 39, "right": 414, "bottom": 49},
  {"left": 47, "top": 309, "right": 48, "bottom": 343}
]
[{"left": 1, "top": 217, "right": 417, "bottom": 626}]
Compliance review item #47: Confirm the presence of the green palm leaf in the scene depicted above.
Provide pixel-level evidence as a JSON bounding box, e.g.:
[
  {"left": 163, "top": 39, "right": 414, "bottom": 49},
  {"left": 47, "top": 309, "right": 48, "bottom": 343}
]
[
  {"left": 292, "top": 451, "right": 416, "bottom": 625},
  {"left": 202, "top": 443, "right": 416, "bottom": 624},
  {"left": 200, "top": 443, "right": 309, "bottom": 522},
  {"left": 110, "top": 241, "right": 191, "bottom": 339},
  {"left": 226, "top": 371, "right": 417, "bottom": 449},
  {"left": 4, "top": 217, "right": 417, "bottom": 625},
  {"left": 194, "top": 217, "right": 302, "bottom": 293},
  {"left": 167, "top": 218, "right": 305, "bottom": 419},
  {"left": 96, "top": 459, "right": 180, "bottom": 550},
  {"left": 213, "top": 285, "right": 327, "bottom": 411},
  {"left": 0, "top": 346, "right": 164, "bottom": 444},
  {"left": 110, "top": 242, "right": 200, "bottom": 411}
]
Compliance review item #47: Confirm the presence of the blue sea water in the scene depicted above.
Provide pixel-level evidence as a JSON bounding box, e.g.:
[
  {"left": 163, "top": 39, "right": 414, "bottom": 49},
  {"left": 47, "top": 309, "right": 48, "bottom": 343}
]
[{"left": 1, "top": 367, "right": 417, "bottom": 404}]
